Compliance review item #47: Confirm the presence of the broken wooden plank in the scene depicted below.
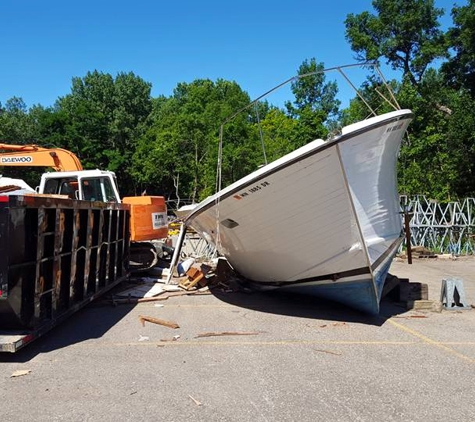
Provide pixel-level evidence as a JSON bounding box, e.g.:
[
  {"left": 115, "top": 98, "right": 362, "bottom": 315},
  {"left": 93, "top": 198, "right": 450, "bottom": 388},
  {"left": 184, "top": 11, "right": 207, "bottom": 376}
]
[
  {"left": 188, "top": 395, "right": 202, "bottom": 406},
  {"left": 138, "top": 315, "right": 179, "bottom": 329},
  {"left": 313, "top": 348, "right": 342, "bottom": 356},
  {"left": 10, "top": 369, "right": 31, "bottom": 378}
]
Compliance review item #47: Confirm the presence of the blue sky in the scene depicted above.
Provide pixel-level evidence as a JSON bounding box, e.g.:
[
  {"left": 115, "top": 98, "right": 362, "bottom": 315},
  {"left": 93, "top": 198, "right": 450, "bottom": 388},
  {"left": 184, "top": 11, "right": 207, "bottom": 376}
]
[{"left": 0, "top": 0, "right": 465, "bottom": 110}]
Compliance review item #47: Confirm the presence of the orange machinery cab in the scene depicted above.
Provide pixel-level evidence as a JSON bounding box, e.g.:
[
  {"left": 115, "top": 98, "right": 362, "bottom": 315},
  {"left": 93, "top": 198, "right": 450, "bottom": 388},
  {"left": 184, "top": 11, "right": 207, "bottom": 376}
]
[{"left": 122, "top": 196, "right": 168, "bottom": 242}]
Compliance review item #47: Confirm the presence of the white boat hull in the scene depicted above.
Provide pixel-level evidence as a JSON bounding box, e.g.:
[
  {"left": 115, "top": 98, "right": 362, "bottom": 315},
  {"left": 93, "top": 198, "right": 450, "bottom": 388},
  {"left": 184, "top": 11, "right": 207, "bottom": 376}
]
[{"left": 185, "top": 110, "right": 413, "bottom": 314}]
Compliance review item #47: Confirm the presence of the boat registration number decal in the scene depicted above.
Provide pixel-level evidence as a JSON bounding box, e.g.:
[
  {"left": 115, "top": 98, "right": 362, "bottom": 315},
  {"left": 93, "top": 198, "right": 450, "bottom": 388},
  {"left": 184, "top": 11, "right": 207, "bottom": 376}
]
[{"left": 233, "top": 181, "right": 270, "bottom": 200}]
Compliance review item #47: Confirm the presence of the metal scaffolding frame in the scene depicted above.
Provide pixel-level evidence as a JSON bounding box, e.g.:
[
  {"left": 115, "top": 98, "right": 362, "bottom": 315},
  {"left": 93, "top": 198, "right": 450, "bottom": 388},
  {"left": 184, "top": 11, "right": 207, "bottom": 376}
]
[{"left": 401, "top": 195, "right": 475, "bottom": 255}]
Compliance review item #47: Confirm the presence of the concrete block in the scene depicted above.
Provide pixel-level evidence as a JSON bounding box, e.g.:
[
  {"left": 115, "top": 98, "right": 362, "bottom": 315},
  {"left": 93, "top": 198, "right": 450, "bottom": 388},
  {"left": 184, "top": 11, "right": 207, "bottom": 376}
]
[{"left": 406, "top": 300, "right": 442, "bottom": 313}]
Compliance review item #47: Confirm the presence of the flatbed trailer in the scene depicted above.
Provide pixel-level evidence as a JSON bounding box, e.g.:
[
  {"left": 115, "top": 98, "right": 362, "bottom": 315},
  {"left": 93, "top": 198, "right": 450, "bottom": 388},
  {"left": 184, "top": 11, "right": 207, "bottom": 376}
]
[{"left": 0, "top": 194, "right": 130, "bottom": 352}]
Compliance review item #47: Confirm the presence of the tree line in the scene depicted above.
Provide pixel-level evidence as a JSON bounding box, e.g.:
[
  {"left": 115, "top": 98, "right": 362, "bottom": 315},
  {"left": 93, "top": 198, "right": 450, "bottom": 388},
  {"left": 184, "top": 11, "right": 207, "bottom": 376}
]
[{"left": 1, "top": 0, "right": 474, "bottom": 205}]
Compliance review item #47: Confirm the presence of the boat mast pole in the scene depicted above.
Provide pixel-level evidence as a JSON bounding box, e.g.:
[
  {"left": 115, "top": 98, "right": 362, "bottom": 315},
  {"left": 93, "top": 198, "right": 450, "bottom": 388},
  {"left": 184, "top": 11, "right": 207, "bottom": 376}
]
[{"left": 254, "top": 102, "right": 268, "bottom": 166}]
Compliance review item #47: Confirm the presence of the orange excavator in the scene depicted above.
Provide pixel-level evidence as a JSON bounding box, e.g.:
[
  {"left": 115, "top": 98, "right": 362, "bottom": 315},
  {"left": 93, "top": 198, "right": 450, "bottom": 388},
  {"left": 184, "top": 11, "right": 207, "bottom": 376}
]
[
  {"left": 0, "top": 142, "right": 169, "bottom": 270},
  {"left": 0, "top": 143, "right": 84, "bottom": 171}
]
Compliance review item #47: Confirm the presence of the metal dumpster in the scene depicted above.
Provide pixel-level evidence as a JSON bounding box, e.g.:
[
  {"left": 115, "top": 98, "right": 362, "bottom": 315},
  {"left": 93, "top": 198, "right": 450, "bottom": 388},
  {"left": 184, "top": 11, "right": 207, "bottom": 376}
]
[{"left": 0, "top": 194, "right": 130, "bottom": 349}]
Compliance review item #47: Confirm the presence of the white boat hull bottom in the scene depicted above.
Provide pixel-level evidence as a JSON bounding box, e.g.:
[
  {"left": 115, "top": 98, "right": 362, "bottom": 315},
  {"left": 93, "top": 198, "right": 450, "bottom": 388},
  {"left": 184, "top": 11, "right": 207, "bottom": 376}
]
[{"left": 248, "top": 239, "right": 399, "bottom": 315}]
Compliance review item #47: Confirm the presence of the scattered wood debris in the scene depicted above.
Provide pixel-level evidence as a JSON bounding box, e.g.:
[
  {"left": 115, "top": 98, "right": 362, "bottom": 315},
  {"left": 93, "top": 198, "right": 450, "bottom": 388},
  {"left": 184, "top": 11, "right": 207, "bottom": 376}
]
[
  {"left": 319, "top": 322, "right": 348, "bottom": 328},
  {"left": 411, "top": 246, "right": 437, "bottom": 259},
  {"left": 11, "top": 369, "right": 31, "bottom": 378},
  {"left": 115, "top": 283, "right": 165, "bottom": 299},
  {"left": 188, "top": 395, "right": 202, "bottom": 406},
  {"left": 437, "top": 253, "right": 458, "bottom": 260},
  {"left": 160, "top": 335, "right": 181, "bottom": 342},
  {"left": 313, "top": 348, "right": 342, "bottom": 356},
  {"left": 139, "top": 315, "right": 179, "bottom": 329},
  {"left": 179, "top": 267, "right": 207, "bottom": 291},
  {"left": 195, "top": 331, "right": 260, "bottom": 338},
  {"left": 111, "top": 289, "right": 210, "bottom": 305}
]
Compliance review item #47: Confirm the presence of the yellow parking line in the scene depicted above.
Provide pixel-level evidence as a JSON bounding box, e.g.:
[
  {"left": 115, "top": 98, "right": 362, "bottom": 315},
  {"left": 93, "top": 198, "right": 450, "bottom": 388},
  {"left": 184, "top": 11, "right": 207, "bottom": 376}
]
[
  {"left": 92, "top": 340, "right": 418, "bottom": 347},
  {"left": 80, "top": 338, "right": 475, "bottom": 351},
  {"left": 388, "top": 319, "right": 475, "bottom": 363}
]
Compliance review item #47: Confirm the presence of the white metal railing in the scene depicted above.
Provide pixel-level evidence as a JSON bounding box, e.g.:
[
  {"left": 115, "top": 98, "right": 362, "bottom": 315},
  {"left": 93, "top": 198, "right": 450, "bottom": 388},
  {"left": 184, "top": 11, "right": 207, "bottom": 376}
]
[{"left": 400, "top": 195, "right": 475, "bottom": 255}]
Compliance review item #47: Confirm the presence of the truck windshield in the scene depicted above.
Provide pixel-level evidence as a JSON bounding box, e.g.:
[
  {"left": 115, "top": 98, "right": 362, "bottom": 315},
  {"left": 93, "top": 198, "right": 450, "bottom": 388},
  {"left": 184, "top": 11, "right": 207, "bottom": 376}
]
[{"left": 81, "top": 177, "right": 118, "bottom": 202}]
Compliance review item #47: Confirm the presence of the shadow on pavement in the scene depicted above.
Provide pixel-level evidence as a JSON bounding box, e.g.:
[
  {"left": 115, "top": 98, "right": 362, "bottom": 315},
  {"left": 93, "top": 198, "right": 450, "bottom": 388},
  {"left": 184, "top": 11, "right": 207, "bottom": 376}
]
[
  {"left": 211, "top": 288, "right": 407, "bottom": 326},
  {"left": 0, "top": 300, "right": 136, "bottom": 363},
  {"left": 1, "top": 276, "right": 409, "bottom": 361}
]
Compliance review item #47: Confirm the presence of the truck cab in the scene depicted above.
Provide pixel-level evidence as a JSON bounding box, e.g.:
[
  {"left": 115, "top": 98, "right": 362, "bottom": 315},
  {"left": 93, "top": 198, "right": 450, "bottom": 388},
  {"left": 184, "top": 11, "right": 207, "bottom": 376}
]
[{"left": 38, "top": 169, "right": 121, "bottom": 203}]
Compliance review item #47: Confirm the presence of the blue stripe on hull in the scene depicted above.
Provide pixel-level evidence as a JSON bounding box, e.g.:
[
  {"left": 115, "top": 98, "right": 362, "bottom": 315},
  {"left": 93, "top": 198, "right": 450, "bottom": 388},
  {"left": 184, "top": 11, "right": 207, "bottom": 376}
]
[
  {"left": 280, "top": 279, "right": 379, "bottom": 315},
  {"left": 374, "top": 259, "right": 393, "bottom": 301},
  {"left": 278, "top": 258, "right": 394, "bottom": 315}
]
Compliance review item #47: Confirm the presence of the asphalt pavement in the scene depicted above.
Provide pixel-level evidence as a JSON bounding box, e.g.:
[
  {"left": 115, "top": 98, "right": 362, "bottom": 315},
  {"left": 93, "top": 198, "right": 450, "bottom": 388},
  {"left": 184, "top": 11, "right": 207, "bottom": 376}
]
[{"left": 1, "top": 257, "right": 474, "bottom": 421}]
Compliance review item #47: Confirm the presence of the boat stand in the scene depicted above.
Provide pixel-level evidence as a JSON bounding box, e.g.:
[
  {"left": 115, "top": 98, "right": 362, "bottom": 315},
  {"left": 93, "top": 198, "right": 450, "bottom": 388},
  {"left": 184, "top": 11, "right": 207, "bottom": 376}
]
[
  {"left": 440, "top": 277, "right": 471, "bottom": 310},
  {"left": 165, "top": 222, "right": 187, "bottom": 284}
]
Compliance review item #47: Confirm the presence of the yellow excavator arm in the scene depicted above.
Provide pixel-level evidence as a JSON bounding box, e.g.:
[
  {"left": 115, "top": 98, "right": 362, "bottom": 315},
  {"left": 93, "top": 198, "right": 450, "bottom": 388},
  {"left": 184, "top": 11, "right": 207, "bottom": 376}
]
[{"left": 0, "top": 143, "right": 83, "bottom": 172}]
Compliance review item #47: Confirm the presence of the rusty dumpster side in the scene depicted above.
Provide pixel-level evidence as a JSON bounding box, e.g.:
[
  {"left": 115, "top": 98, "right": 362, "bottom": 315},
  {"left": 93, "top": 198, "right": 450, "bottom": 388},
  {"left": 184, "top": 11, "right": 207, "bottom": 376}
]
[{"left": 0, "top": 194, "right": 130, "bottom": 352}]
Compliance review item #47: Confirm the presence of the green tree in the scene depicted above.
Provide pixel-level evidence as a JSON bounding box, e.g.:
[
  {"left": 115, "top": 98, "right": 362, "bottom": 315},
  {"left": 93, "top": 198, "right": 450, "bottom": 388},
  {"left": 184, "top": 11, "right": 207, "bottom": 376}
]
[
  {"left": 57, "top": 71, "right": 152, "bottom": 195},
  {"left": 345, "top": 0, "right": 447, "bottom": 90},
  {"left": 0, "top": 98, "right": 56, "bottom": 186},
  {"left": 344, "top": 1, "right": 469, "bottom": 200},
  {"left": 442, "top": 0, "right": 475, "bottom": 96},
  {"left": 0, "top": 97, "right": 40, "bottom": 142},
  {"left": 396, "top": 71, "right": 455, "bottom": 198},
  {"left": 257, "top": 107, "right": 298, "bottom": 163},
  {"left": 132, "top": 79, "right": 252, "bottom": 203},
  {"left": 285, "top": 58, "right": 340, "bottom": 146},
  {"left": 444, "top": 92, "right": 475, "bottom": 196}
]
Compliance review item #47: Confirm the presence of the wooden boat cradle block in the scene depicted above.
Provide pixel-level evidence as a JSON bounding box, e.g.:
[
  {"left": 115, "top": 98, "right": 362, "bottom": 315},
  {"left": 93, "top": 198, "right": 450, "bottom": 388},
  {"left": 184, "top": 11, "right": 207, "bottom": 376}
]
[{"left": 179, "top": 267, "right": 205, "bottom": 290}]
